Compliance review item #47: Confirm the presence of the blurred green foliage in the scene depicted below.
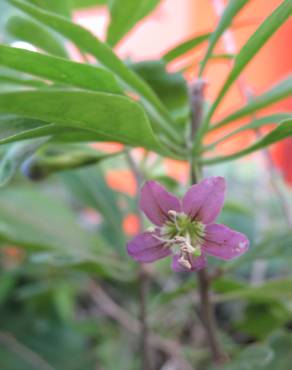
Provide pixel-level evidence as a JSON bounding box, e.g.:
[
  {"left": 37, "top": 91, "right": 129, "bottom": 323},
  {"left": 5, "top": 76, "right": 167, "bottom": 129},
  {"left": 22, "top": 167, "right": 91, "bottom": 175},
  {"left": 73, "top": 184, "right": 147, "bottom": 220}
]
[{"left": 0, "top": 0, "right": 291, "bottom": 369}]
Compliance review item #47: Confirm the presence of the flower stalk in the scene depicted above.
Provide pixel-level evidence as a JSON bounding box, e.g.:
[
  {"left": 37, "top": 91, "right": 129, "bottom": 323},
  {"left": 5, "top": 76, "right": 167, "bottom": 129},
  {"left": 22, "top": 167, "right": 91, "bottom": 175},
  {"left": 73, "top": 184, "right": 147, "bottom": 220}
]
[{"left": 191, "top": 166, "right": 228, "bottom": 365}]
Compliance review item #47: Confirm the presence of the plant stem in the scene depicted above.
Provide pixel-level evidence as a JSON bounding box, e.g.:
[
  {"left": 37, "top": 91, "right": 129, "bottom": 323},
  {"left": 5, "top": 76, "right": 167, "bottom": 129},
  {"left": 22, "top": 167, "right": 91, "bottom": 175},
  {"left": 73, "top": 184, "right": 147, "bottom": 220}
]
[
  {"left": 190, "top": 166, "right": 227, "bottom": 365},
  {"left": 125, "top": 150, "right": 152, "bottom": 370},
  {"left": 189, "top": 77, "right": 226, "bottom": 364},
  {"left": 197, "top": 270, "right": 226, "bottom": 364}
]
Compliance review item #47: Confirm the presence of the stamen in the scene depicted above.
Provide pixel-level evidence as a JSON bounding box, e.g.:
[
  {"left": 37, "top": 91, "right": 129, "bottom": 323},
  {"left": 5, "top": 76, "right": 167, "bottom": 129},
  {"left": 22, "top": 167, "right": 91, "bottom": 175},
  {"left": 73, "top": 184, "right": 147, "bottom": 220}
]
[
  {"left": 174, "top": 235, "right": 196, "bottom": 254},
  {"left": 168, "top": 210, "right": 177, "bottom": 218},
  {"left": 181, "top": 244, "right": 195, "bottom": 254},
  {"left": 153, "top": 234, "right": 176, "bottom": 245},
  {"left": 168, "top": 210, "right": 181, "bottom": 231},
  {"left": 178, "top": 255, "right": 192, "bottom": 270}
]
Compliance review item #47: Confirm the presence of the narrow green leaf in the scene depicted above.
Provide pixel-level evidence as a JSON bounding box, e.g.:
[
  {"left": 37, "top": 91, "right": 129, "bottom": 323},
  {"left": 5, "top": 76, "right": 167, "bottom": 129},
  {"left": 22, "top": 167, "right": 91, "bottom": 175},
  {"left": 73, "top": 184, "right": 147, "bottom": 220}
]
[
  {"left": 0, "top": 90, "right": 163, "bottom": 152},
  {"left": 201, "top": 119, "right": 292, "bottom": 165},
  {"left": 205, "top": 113, "right": 292, "bottom": 150},
  {"left": 212, "top": 76, "right": 292, "bottom": 130},
  {"left": 0, "top": 115, "right": 80, "bottom": 144},
  {"left": 0, "top": 45, "right": 123, "bottom": 94},
  {"left": 199, "top": 0, "right": 248, "bottom": 75},
  {"left": 215, "top": 278, "right": 292, "bottom": 302},
  {"left": 0, "top": 115, "right": 120, "bottom": 145},
  {"left": 9, "top": 0, "right": 180, "bottom": 143},
  {"left": 107, "top": 0, "right": 160, "bottom": 46},
  {"left": 0, "top": 137, "right": 49, "bottom": 186},
  {"left": 206, "top": 0, "right": 292, "bottom": 125},
  {"left": 21, "top": 144, "right": 120, "bottom": 180},
  {"left": 61, "top": 167, "right": 126, "bottom": 254},
  {"left": 178, "top": 53, "right": 235, "bottom": 74},
  {"left": 26, "top": 0, "right": 71, "bottom": 18},
  {"left": 6, "top": 15, "right": 68, "bottom": 58},
  {"left": 70, "top": 0, "right": 106, "bottom": 8},
  {"left": 162, "top": 32, "right": 210, "bottom": 63},
  {"left": 0, "top": 187, "right": 128, "bottom": 277},
  {"left": 0, "top": 74, "right": 48, "bottom": 88},
  {"left": 221, "top": 344, "right": 273, "bottom": 370}
]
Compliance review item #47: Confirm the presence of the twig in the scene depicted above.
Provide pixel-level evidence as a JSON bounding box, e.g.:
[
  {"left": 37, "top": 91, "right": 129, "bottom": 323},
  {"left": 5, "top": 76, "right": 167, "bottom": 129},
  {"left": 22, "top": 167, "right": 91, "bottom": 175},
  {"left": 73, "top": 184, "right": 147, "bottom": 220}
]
[
  {"left": 89, "top": 282, "right": 192, "bottom": 370},
  {"left": 0, "top": 331, "right": 54, "bottom": 370},
  {"left": 197, "top": 270, "right": 227, "bottom": 364}
]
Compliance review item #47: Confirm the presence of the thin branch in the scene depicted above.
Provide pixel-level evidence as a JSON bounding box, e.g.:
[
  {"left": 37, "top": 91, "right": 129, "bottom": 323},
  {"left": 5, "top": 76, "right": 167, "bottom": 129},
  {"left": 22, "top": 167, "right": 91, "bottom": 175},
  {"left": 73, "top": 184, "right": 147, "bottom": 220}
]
[
  {"left": 0, "top": 331, "right": 54, "bottom": 370},
  {"left": 197, "top": 270, "right": 228, "bottom": 364},
  {"left": 89, "top": 281, "right": 192, "bottom": 370}
]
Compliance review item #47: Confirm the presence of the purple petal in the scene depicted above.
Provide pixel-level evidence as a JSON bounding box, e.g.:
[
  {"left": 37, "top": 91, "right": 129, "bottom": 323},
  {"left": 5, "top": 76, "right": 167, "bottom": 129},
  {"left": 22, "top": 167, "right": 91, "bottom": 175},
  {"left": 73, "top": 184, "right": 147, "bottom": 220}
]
[
  {"left": 127, "top": 231, "right": 171, "bottom": 263},
  {"left": 182, "top": 177, "right": 225, "bottom": 224},
  {"left": 171, "top": 254, "right": 207, "bottom": 272},
  {"left": 139, "top": 180, "right": 181, "bottom": 226},
  {"left": 202, "top": 224, "right": 249, "bottom": 260}
]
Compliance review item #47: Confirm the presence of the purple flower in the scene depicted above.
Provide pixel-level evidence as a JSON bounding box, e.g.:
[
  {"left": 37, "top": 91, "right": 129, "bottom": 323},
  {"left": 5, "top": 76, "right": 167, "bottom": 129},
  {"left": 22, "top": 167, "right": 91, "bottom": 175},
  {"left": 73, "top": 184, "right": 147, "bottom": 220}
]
[{"left": 127, "top": 177, "right": 249, "bottom": 272}]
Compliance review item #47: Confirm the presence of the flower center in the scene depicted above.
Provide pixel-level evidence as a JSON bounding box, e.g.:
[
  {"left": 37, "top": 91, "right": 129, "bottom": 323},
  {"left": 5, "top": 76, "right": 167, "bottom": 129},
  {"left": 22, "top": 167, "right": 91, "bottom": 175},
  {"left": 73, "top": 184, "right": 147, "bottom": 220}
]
[{"left": 155, "top": 210, "right": 206, "bottom": 270}]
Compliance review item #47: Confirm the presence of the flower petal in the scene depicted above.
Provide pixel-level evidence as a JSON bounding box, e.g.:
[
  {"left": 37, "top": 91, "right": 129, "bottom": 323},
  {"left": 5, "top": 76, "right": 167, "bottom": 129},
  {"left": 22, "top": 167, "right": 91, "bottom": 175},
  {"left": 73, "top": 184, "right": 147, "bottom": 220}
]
[
  {"left": 127, "top": 231, "right": 171, "bottom": 263},
  {"left": 171, "top": 254, "right": 207, "bottom": 272},
  {"left": 182, "top": 177, "right": 225, "bottom": 224},
  {"left": 139, "top": 180, "right": 181, "bottom": 226},
  {"left": 202, "top": 224, "right": 249, "bottom": 260}
]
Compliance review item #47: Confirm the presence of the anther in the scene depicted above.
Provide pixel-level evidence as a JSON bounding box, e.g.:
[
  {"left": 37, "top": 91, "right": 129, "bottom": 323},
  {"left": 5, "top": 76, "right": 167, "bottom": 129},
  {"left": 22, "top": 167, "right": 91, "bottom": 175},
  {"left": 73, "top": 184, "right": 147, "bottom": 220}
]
[
  {"left": 178, "top": 255, "right": 192, "bottom": 270},
  {"left": 168, "top": 210, "right": 177, "bottom": 219},
  {"left": 181, "top": 244, "right": 195, "bottom": 254}
]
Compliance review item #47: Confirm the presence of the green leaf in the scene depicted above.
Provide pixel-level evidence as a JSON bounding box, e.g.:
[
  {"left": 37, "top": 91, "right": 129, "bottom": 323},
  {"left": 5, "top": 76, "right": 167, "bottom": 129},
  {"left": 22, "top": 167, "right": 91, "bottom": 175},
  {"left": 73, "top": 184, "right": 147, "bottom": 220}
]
[
  {"left": 0, "top": 187, "right": 128, "bottom": 277},
  {"left": 9, "top": 0, "right": 180, "bottom": 143},
  {"left": 26, "top": 0, "right": 71, "bottom": 18},
  {"left": 236, "top": 301, "right": 289, "bottom": 340},
  {"left": 218, "top": 344, "right": 273, "bottom": 370},
  {"left": 0, "top": 115, "right": 69, "bottom": 144},
  {"left": 0, "top": 45, "right": 123, "bottom": 94},
  {"left": 21, "top": 143, "right": 120, "bottom": 180},
  {"left": 206, "top": 113, "right": 292, "bottom": 149},
  {"left": 130, "top": 60, "right": 190, "bottom": 126},
  {"left": 199, "top": 0, "right": 248, "bottom": 75},
  {"left": 0, "top": 90, "right": 163, "bottom": 152},
  {"left": 0, "top": 137, "right": 49, "bottom": 186},
  {"left": 206, "top": 0, "right": 292, "bottom": 125},
  {"left": 0, "top": 74, "right": 48, "bottom": 89},
  {"left": 215, "top": 277, "right": 292, "bottom": 303},
  {"left": 162, "top": 32, "right": 210, "bottom": 63},
  {"left": 70, "top": 0, "right": 106, "bottom": 8},
  {"left": 201, "top": 119, "right": 292, "bottom": 165},
  {"left": 212, "top": 76, "right": 292, "bottom": 129},
  {"left": 263, "top": 332, "right": 292, "bottom": 370},
  {"left": 6, "top": 15, "right": 68, "bottom": 58},
  {"left": 0, "top": 115, "right": 116, "bottom": 146},
  {"left": 107, "top": 0, "right": 160, "bottom": 46},
  {"left": 61, "top": 166, "right": 126, "bottom": 254}
]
